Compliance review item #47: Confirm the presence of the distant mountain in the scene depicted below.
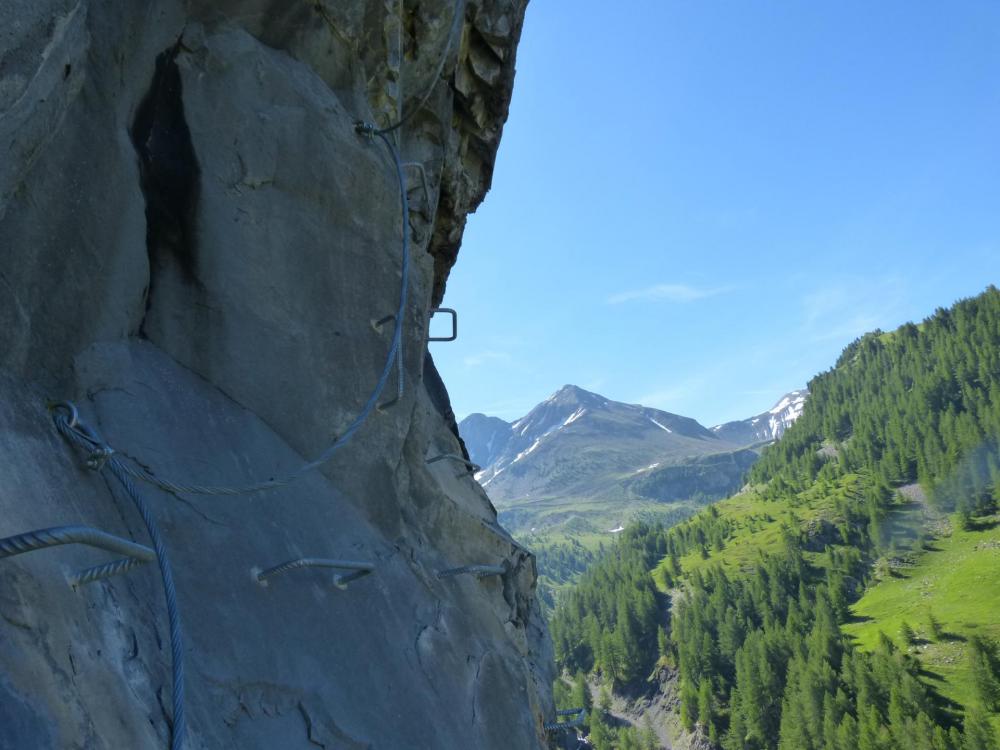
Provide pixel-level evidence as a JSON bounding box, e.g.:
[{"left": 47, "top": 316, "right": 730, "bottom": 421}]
[
  {"left": 710, "top": 389, "right": 808, "bottom": 445},
  {"left": 460, "top": 413, "right": 513, "bottom": 467},
  {"left": 459, "top": 385, "right": 758, "bottom": 535}
]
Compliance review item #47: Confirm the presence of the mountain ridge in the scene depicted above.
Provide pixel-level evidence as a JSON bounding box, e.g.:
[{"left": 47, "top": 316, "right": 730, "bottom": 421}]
[
  {"left": 710, "top": 388, "right": 809, "bottom": 445},
  {"left": 460, "top": 384, "right": 805, "bottom": 537}
]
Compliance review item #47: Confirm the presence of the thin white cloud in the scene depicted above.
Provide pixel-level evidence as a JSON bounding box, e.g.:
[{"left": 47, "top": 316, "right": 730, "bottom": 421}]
[
  {"left": 607, "top": 283, "right": 729, "bottom": 305},
  {"left": 462, "top": 350, "right": 511, "bottom": 368},
  {"left": 636, "top": 379, "right": 705, "bottom": 411},
  {"left": 799, "top": 276, "right": 908, "bottom": 344}
]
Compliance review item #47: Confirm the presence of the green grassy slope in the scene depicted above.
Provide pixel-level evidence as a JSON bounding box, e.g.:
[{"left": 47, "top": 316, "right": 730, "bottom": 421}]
[
  {"left": 844, "top": 510, "right": 1000, "bottom": 733},
  {"left": 652, "top": 473, "right": 870, "bottom": 587},
  {"left": 653, "top": 476, "right": 1000, "bottom": 735}
]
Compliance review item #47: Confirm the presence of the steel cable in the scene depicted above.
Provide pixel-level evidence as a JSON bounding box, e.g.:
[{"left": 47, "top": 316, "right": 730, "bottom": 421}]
[{"left": 366, "top": 0, "right": 466, "bottom": 136}]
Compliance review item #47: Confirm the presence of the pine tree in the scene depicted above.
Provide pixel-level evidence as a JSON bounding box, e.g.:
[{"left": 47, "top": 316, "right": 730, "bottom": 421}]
[
  {"left": 858, "top": 704, "right": 883, "bottom": 750},
  {"left": 640, "top": 717, "right": 658, "bottom": 750},
  {"left": 837, "top": 713, "right": 859, "bottom": 750},
  {"left": 679, "top": 679, "right": 698, "bottom": 731},
  {"left": 724, "top": 701, "right": 748, "bottom": 750},
  {"left": 598, "top": 683, "right": 613, "bottom": 715},
  {"left": 968, "top": 636, "right": 1000, "bottom": 710},
  {"left": 570, "top": 671, "right": 592, "bottom": 732},
  {"left": 697, "top": 679, "right": 715, "bottom": 739},
  {"left": 963, "top": 707, "right": 999, "bottom": 750},
  {"left": 618, "top": 727, "right": 642, "bottom": 750},
  {"left": 589, "top": 711, "right": 613, "bottom": 750},
  {"left": 900, "top": 620, "right": 917, "bottom": 646},
  {"left": 927, "top": 611, "right": 943, "bottom": 642}
]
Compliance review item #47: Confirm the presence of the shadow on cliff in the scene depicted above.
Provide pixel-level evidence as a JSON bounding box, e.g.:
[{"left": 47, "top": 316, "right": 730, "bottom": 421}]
[{"left": 130, "top": 38, "right": 202, "bottom": 333}]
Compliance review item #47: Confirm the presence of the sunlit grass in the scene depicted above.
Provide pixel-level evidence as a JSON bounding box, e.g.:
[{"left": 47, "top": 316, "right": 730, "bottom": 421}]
[{"left": 843, "top": 512, "right": 1000, "bottom": 729}]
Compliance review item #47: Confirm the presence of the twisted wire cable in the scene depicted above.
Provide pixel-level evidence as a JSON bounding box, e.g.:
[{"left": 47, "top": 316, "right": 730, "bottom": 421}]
[
  {"left": 0, "top": 525, "right": 154, "bottom": 563},
  {"left": 52, "top": 418, "right": 186, "bottom": 750},
  {"left": 253, "top": 557, "right": 375, "bottom": 586},
  {"left": 436, "top": 563, "right": 507, "bottom": 580},
  {"left": 544, "top": 707, "right": 586, "bottom": 732},
  {"left": 49, "top": 131, "right": 411, "bottom": 498},
  {"left": 365, "top": 0, "right": 466, "bottom": 136},
  {"left": 69, "top": 555, "right": 150, "bottom": 587},
  {"left": 426, "top": 453, "right": 480, "bottom": 473},
  {"left": 106, "top": 457, "right": 186, "bottom": 750}
]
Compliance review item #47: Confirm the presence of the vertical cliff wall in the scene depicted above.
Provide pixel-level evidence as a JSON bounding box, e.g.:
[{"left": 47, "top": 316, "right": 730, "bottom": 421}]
[{"left": 0, "top": 1, "right": 554, "bottom": 748}]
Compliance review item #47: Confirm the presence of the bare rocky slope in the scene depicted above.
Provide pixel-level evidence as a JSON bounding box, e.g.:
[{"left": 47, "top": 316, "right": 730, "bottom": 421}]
[
  {"left": 0, "top": 2, "right": 557, "bottom": 748},
  {"left": 461, "top": 385, "right": 760, "bottom": 537}
]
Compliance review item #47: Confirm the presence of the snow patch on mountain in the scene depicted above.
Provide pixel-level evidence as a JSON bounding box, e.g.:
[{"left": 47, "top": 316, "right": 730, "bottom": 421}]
[
  {"left": 710, "top": 389, "right": 809, "bottom": 445},
  {"left": 513, "top": 439, "right": 542, "bottom": 464},
  {"left": 649, "top": 418, "right": 673, "bottom": 433}
]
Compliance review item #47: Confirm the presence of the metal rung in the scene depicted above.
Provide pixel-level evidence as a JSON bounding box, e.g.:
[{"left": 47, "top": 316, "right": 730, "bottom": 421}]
[
  {"left": 0, "top": 525, "right": 155, "bottom": 588},
  {"left": 544, "top": 707, "right": 586, "bottom": 731},
  {"left": 428, "top": 307, "right": 457, "bottom": 342},
  {"left": 70, "top": 555, "right": 150, "bottom": 587},
  {"left": 426, "top": 453, "right": 480, "bottom": 474},
  {"left": 371, "top": 313, "right": 396, "bottom": 332},
  {"left": 333, "top": 568, "right": 373, "bottom": 590},
  {"left": 437, "top": 562, "right": 507, "bottom": 580},
  {"left": 377, "top": 396, "right": 400, "bottom": 412},
  {"left": 253, "top": 557, "right": 375, "bottom": 587},
  {"left": 479, "top": 520, "right": 530, "bottom": 554}
]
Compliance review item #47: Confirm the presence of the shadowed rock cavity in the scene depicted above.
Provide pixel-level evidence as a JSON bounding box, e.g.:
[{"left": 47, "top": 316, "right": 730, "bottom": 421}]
[{"left": 130, "top": 40, "right": 202, "bottom": 322}]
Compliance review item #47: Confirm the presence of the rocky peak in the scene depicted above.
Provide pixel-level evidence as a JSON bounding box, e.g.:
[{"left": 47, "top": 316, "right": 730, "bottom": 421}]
[
  {"left": 550, "top": 383, "right": 604, "bottom": 404},
  {"left": 711, "top": 389, "right": 809, "bottom": 446},
  {"left": 460, "top": 412, "right": 513, "bottom": 467}
]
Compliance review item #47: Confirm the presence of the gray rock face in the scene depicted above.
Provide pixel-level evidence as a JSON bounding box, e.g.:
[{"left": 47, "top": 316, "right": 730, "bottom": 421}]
[
  {"left": 458, "top": 413, "right": 512, "bottom": 467},
  {"left": 0, "top": 1, "right": 552, "bottom": 748}
]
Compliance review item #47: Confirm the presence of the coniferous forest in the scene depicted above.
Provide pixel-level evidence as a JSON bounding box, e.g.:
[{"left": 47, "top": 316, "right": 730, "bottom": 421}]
[{"left": 549, "top": 288, "right": 1000, "bottom": 749}]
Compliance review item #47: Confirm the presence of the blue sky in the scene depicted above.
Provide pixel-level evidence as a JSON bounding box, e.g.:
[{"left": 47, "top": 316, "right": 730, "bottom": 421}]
[{"left": 430, "top": 1, "right": 1000, "bottom": 426}]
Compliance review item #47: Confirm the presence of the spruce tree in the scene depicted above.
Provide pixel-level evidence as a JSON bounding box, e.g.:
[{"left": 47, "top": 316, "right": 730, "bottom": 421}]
[
  {"left": 900, "top": 620, "right": 917, "bottom": 646},
  {"left": 927, "top": 611, "right": 943, "bottom": 642},
  {"left": 697, "top": 679, "right": 715, "bottom": 739},
  {"left": 968, "top": 636, "right": 1000, "bottom": 711},
  {"left": 679, "top": 679, "right": 698, "bottom": 731},
  {"left": 963, "top": 708, "right": 999, "bottom": 750},
  {"left": 588, "top": 711, "right": 613, "bottom": 750}
]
